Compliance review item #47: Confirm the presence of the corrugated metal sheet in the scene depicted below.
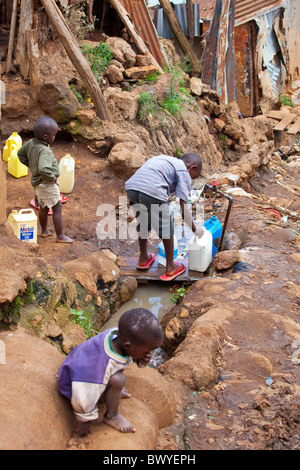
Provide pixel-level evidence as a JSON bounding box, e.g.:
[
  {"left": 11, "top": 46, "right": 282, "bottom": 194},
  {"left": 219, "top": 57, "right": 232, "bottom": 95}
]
[
  {"left": 235, "top": 0, "right": 283, "bottom": 25},
  {"left": 192, "top": 0, "right": 283, "bottom": 25},
  {"left": 155, "top": 3, "right": 201, "bottom": 38},
  {"left": 120, "top": 0, "right": 166, "bottom": 67}
]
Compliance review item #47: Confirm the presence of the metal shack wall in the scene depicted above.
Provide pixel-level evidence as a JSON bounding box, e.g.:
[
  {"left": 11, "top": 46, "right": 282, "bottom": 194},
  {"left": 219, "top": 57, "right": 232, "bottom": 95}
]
[{"left": 120, "top": 0, "right": 166, "bottom": 67}]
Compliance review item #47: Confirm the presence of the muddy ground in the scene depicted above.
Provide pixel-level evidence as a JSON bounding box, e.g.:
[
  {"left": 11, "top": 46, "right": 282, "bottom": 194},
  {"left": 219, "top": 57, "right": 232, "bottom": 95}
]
[{"left": 1, "top": 130, "right": 300, "bottom": 450}]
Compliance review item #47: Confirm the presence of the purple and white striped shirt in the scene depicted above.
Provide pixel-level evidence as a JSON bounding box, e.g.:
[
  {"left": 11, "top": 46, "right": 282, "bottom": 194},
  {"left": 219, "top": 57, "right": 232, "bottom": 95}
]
[{"left": 125, "top": 155, "right": 192, "bottom": 202}]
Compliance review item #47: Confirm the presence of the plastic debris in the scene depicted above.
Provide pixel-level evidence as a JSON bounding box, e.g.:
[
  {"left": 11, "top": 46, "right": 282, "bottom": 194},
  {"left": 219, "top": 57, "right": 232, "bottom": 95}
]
[{"left": 266, "top": 377, "right": 273, "bottom": 386}]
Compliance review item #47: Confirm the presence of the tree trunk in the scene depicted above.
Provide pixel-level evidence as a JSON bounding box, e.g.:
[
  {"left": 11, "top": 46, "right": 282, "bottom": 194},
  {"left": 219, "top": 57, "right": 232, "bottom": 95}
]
[
  {"left": 40, "top": 0, "right": 111, "bottom": 121},
  {"left": 158, "top": 0, "right": 201, "bottom": 74},
  {"left": 27, "top": 29, "right": 41, "bottom": 100},
  {"left": 6, "top": 0, "right": 18, "bottom": 75},
  {"left": 109, "top": 0, "right": 163, "bottom": 73},
  {"left": 15, "top": 0, "right": 33, "bottom": 79}
]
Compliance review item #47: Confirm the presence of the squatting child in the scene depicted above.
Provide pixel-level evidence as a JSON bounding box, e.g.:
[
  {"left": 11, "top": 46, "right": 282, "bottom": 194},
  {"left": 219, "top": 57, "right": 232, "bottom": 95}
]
[
  {"left": 18, "top": 116, "right": 72, "bottom": 243},
  {"left": 57, "top": 308, "right": 164, "bottom": 436}
]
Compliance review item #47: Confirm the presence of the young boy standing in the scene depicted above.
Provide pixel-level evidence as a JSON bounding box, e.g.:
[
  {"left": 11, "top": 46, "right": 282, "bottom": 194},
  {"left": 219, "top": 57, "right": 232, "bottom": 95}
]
[
  {"left": 125, "top": 153, "right": 203, "bottom": 281},
  {"left": 57, "top": 308, "right": 164, "bottom": 436},
  {"left": 18, "top": 116, "right": 72, "bottom": 243}
]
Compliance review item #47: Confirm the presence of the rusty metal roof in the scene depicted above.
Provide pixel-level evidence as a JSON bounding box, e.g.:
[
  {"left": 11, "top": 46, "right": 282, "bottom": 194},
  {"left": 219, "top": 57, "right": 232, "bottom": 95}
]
[
  {"left": 235, "top": 0, "right": 284, "bottom": 25},
  {"left": 117, "top": 0, "right": 284, "bottom": 69},
  {"left": 193, "top": 0, "right": 284, "bottom": 24}
]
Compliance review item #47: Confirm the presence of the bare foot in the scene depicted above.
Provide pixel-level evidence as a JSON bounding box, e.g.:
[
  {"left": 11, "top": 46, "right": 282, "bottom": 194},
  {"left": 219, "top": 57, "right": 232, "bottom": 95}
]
[
  {"left": 103, "top": 412, "right": 136, "bottom": 433},
  {"left": 75, "top": 420, "right": 91, "bottom": 437},
  {"left": 56, "top": 235, "right": 73, "bottom": 244},
  {"left": 121, "top": 387, "right": 131, "bottom": 398}
]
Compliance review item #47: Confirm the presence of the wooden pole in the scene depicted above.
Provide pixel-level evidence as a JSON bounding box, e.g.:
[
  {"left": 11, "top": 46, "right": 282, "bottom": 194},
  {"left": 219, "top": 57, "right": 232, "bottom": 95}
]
[
  {"left": 6, "top": 0, "right": 18, "bottom": 75},
  {"left": 108, "top": 0, "right": 164, "bottom": 73},
  {"left": 158, "top": 0, "right": 201, "bottom": 74},
  {"left": 40, "top": 0, "right": 111, "bottom": 121},
  {"left": 27, "top": 29, "right": 41, "bottom": 100},
  {"left": 186, "top": 0, "right": 194, "bottom": 44},
  {"left": 15, "top": 0, "right": 33, "bottom": 79}
]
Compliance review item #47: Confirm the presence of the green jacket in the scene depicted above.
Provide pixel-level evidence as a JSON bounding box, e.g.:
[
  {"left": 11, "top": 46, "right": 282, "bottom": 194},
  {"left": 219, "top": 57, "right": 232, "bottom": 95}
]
[{"left": 18, "top": 138, "right": 60, "bottom": 187}]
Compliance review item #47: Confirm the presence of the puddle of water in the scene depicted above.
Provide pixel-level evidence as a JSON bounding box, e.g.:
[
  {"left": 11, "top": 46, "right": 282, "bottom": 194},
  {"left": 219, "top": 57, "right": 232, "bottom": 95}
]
[
  {"left": 103, "top": 282, "right": 174, "bottom": 330},
  {"left": 103, "top": 283, "right": 175, "bottom": 368}
]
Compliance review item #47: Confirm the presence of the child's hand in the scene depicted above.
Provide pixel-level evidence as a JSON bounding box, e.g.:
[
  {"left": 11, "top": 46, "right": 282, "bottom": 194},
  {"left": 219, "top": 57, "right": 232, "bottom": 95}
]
[
  {"left": 75, "top": 420, "right": 91, "bottom": 437},
  {"left": 194, "top": 227, "right": 204, "bottom": 238},
  {"left": 136, "top": 352, "right": 152, "bottom": 368}
]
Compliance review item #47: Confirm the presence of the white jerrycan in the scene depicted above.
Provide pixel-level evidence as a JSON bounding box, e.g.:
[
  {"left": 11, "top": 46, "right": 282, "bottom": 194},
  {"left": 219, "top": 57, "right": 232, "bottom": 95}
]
[
  {"left": 58, "top": 154, "right": 75, "bottom": 193},
  {"left": 188, "top": 228, "right": 212, "bottom": 272}
]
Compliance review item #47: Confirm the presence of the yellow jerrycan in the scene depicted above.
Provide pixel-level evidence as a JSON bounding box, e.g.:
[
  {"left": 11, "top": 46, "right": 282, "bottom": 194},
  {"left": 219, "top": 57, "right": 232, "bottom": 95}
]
[
  {"left": 8, "top": 209, "right": 37, "bottom": 243},
  {"left": 58, "top": 154, "right": 75, "bottom": 193},
  {"left": 7, "top": 148, "right": 28, "bottom": 178},
  {"left": 3, "top": 132, "right": 22, "bottom": 162}
]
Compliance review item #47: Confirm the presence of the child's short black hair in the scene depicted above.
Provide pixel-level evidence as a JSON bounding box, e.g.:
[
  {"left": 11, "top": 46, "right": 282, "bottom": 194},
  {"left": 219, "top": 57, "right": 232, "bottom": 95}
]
[
  {"left": 181, "top": 153, "right": 202, "bottom": 172},
  {"left": 118, "top": 308, "right": 164, "bottom": 345},
  {"left": 33, "top": 116, "right": 58, "bottom": 140}
]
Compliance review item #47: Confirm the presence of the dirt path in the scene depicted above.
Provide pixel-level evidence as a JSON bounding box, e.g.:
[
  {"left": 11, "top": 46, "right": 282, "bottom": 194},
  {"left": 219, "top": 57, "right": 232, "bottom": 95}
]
[{"left": 165, "top": 161, "right": 300, "bottom": 450}]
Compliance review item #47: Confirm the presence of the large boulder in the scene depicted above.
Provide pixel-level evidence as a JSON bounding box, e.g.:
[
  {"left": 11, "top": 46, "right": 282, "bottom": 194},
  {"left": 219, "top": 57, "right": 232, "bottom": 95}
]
[
  {"left": 105, "top": 37, "right": 136, "bottom": 68},
  {"left": 0, "top": 223, "right": 39, "bottom": 305},
  {"left": 0, "top": 331, "right": 176, "bottom": 450},
  {"left": 103, "top": 87, "right": 139, "bottom": 121},
  {"left": 66, "top": 364, "right": 176, "bottom": 451},
  {"left": 159, "top": 312, "right": 226, "bottom": 390},
  {"left": 38, "top": 81, "right": 79, "bottom": 124},
  {"left": 0, "top": 330, "right": 74, "bottom": 450},
  {"left": 108, "top": 141, "right": 147, "bottom": 178}
]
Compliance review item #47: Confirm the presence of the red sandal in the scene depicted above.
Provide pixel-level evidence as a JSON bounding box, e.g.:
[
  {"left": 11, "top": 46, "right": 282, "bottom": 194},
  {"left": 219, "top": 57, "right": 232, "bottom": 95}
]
[
  {"left": 137, "top": 254, "right": 155, "bottom": 270},
  {"left": 30, "top": 194, "right": 68, "bottom": 215},
  {"left": 160, "top": 262, "right": 186, "bottom": 281}
]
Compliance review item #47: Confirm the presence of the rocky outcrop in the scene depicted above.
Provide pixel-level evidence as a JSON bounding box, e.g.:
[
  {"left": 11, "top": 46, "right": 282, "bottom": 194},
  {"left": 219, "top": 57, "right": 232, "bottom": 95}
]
[
  {"left": 0, "top": 330, "right": 175, "bottom": 450},
  {"left": 38, "top": 81, "right": 79, "bottom": 124}
]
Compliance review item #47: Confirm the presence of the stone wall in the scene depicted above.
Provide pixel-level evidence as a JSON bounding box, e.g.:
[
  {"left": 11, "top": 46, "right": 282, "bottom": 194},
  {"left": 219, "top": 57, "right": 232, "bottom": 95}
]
[{"left": 0, "top": 152, "right": 6, "bottom": 225}]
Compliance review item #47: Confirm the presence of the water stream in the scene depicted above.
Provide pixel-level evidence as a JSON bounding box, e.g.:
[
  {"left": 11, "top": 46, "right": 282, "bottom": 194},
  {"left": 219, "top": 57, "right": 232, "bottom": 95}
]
[{"left": 103, "top": 282, "right": 175, "bottom": 367}]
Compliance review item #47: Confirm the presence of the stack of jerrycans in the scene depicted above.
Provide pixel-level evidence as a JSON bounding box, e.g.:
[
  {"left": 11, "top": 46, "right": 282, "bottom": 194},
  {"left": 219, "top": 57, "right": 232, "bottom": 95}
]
[{"left": 3, "top": 132, "right": 28, "bottom": 178}]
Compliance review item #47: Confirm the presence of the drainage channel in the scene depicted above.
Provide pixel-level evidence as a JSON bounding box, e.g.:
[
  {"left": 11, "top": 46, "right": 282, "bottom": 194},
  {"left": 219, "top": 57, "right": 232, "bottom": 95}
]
[{"left": 103, "top": 282, "right": 174, "bottom": 367}]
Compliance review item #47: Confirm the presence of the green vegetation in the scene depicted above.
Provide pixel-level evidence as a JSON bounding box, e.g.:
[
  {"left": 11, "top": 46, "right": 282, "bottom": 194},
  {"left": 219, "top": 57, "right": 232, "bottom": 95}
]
[
  {"left": 279, "top": 94, "right": 295, "bottom": 107},
  {"left": 70, "top": 84, "right": 84, "bottom": 103},
  {"left": 70, "top": 308, "right": 99, "bottom": 339},
  {"left": 173, "top": 147, "right": 183, "bottom": 158},
  {"left": 170, "top": 285, "right": 191, "bottom": 304},
  {"left": 137, "top": 66, "right": 196, "bottom": 126},
  {"left": 137, "top": 91, "right": 159, "bottom": 124},
  {"left": 219, "top": 133, "right": 228, "bottom": 156},
  {"left": 81, "top": 42, "right": 113, "bottom": 81}
]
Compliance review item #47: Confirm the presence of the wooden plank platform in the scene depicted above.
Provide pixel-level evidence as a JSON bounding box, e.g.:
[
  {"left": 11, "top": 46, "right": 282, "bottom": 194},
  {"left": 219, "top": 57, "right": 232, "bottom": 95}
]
[
  {"left": 266, "top": 110, "right": 288, "bottom": 120},
  {"left": 287, "top": 116, "right": 300, "bottom": 134},
  {"left": 118, "top": 256, "right": 204, "bottom": 283},
  {"left": 273, "top": 113, "right": 297, "bottom": 131}
]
